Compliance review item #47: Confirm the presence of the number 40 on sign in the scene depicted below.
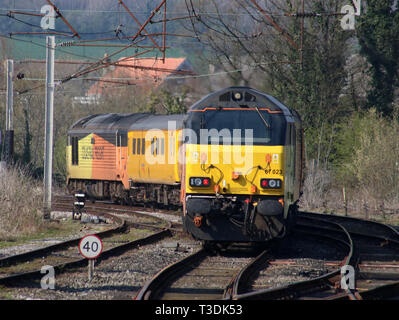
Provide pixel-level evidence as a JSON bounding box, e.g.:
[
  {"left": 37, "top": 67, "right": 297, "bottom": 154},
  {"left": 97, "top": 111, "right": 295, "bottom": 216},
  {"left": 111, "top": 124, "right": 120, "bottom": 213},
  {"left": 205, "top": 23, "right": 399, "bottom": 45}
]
[
  {"left": 79, "top": 235, "right": 103, "bottom": 259},
  {"left": 79, "top": 235, "right": 103, "bottom": 281}
]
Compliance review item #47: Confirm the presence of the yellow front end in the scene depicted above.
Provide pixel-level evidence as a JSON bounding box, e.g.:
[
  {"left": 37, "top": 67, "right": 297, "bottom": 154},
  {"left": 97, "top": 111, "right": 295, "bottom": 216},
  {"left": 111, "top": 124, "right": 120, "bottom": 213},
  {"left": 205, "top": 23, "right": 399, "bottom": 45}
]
[
  {"left": 182, "top": 143, "right": 287, "bottom": 242},
  {"left": 184, "top": 143, "right": 284, "bottom": 197}
]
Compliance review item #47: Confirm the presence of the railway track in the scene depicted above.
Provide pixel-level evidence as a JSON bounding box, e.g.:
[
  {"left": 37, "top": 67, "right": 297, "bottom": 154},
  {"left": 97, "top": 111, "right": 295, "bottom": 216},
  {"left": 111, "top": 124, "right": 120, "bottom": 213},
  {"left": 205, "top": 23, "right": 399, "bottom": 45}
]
[
  {"left": 53, "top": 195, "right": 182, "bottom": 231},
  {"left": 298, "top": 211, "right": 399, "bottom": 300},
  {"left": 2, "top": 196, "right": 399, "bottom": 300},
  {"left": 136, "top": 211, "right": 399, "bottom": 301},
  {"left": 232, "top": 212, "right": 399, "bottom": 300},
  {"left": 299, "top": 211, "right": 399, "bottom": 242},
  {"left": 232, "top": 215, "right": 356, "bottom": 300},
  {"left": 135, "top": 244, "right": 264, "bottom": 300},
  {"left": 136, "top": 216, "right": 353, "bottom": 301},
  {"left": 0, "top": 196, "right": 178, "bottom": 287}
]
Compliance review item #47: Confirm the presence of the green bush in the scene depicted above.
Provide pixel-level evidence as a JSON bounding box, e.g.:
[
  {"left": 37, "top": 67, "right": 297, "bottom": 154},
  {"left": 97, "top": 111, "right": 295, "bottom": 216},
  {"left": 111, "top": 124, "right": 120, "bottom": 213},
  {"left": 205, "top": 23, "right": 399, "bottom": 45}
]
[{"left": 334, "top": 109, "right": 399, "bottom": 202}]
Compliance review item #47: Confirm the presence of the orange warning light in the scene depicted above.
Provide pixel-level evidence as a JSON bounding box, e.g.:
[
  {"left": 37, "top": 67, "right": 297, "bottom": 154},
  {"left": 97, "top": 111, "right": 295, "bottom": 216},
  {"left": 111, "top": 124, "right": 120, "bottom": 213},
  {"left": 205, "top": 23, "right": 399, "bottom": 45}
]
[
  {"left": 194, "top": 216, "right": 203, "bottom": 227},
  {"left": 232, "top": 172, "right": 240, "bottom": 180}
]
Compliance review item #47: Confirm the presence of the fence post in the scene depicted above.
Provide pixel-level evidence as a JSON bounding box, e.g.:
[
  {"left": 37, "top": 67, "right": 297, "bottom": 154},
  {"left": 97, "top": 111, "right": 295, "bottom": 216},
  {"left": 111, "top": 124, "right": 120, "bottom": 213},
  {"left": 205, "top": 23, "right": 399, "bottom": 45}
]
[{"left": 342, "top": 187, "right": 348, "bottom": 217}]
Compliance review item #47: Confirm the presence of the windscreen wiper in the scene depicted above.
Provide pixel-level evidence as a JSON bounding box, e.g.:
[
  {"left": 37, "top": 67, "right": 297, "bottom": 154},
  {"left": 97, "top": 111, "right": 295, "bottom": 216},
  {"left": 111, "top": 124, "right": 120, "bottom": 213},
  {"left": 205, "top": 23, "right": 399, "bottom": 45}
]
[{"left": 255, "top": 107, "right": 270, "bottom": 129}]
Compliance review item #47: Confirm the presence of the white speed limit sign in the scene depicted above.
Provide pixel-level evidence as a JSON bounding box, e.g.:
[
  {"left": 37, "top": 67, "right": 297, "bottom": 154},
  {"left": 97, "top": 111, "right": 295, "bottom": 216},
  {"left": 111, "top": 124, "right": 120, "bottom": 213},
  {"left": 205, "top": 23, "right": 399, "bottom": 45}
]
[{"left": 79, "top": 235, "right": 103, "bottom": 259}]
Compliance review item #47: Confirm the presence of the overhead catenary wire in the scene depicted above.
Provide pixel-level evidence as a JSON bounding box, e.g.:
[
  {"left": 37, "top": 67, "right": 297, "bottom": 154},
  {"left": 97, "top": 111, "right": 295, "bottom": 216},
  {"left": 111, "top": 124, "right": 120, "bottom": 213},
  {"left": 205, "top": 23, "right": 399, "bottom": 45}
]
[
  {"left": 0, "top": 3, "right": 168, "bottom": 95},
  {"left": 5, "top": 12, "right": 116, "bottom": 35},
  {"left": 0, "top": 0, "right": 314, "bottom": 97},
  {"left": 0, "top": 7, "right": 307, "bottom": 17},
  {"left": 0, "top": 1, "right": 308, "bottom": 54},
  {"left": 54, "top": 1, "right": 168, "bottom": 85},
  {"left": 6, "top": 58, "right": 295, "bottom": 97},
  {"left": 17, "top": 60, "right": 295, "bottom": 83},
  {"left": 0, "top": 33, "right": 99, "bottom": 61}
]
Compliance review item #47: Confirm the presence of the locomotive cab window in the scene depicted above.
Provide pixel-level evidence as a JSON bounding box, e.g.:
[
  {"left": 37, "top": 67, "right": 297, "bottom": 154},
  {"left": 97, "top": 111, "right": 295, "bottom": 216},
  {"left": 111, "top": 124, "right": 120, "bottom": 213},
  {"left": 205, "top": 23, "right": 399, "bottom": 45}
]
[
  {"left": 71, "top": 136, "right": 79, "bottom": 165},
  {"left": 187, "top": 109, "right": 286, "bottom": 146},
  {"left": 132, "top": 138, "right": 136, "bottom": 155}
]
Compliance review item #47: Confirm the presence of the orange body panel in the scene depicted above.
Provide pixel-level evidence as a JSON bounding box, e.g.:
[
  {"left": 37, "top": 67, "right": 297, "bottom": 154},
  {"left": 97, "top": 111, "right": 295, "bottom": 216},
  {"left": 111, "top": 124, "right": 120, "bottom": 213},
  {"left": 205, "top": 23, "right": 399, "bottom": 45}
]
[
  {"left": 90, "top": 134, "right": 129, "bottom": 189},
  {"left": 91, "top": 134, "right": 117, "bottom": 181}
]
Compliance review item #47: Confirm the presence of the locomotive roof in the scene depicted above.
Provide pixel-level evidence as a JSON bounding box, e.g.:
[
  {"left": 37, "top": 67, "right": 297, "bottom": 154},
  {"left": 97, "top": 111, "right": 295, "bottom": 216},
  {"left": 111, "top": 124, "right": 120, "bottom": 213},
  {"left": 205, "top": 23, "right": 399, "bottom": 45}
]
[
  {"left": 188, "top": 86, "right": 293, "bottom": 116},
  {"left": 129, "top": 113, "right": 186, "bottom": 130},
  {"left": 68, "top": 113, "right": 185, "bottom": 134}
]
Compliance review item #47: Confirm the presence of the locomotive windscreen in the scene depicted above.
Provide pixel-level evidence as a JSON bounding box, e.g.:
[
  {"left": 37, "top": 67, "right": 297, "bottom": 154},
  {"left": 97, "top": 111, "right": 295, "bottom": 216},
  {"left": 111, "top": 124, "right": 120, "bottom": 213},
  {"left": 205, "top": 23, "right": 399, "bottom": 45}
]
[{"left": 185, "top": 109, "right": 286, "bottom": 146}]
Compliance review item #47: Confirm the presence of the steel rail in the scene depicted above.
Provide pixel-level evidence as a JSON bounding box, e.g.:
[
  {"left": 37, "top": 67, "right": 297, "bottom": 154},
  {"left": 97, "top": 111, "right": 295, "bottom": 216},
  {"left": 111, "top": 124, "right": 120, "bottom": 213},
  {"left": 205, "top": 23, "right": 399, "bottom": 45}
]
[
  {"left": 359, "top": 281, "right": 399, "bottom": 300},
  {"left": 299, "top": 211, "right": 399, "bottom": 240},
  {"left": 223, "top": 249, "right": 270, "bottom": 300},
  {"left": 297, "top": 215, "right": 399, "bottom": 246},
  {"left": 233, "top": 213, "right": 399, "bottom": 300},
  {"left": 53, "top": 198, "right": 176, "bottom": 226},
  {"left": 233, "top": 218, "right": 356, "bottom": 300},
  {"left": 54, "top": 202, "right": 180, "bottom": 235},
  {"left": 0, "top": 229, "right": 171, "bottom": 286},
  {"left": 53, "top": 197, "right": 184, "bottom": 236},
  {"left": 135, "top": 248, "right": 209, "bottom": 300},
  {"left": 0, "top": 214, "right": 126, "bottom": 268},
  {"left": 295, "top": 213, "right": 399, "bottom": 300},
  {"left": 0, "top": 197, "right": 177, "bottom": 285}
]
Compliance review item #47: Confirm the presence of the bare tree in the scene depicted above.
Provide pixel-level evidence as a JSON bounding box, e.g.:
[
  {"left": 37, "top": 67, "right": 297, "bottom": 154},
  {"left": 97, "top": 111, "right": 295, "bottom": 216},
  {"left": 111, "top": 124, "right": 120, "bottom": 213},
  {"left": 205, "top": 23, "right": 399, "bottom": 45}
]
[{"left": 181, "top": 0, "right": 353, "bottom": 166}]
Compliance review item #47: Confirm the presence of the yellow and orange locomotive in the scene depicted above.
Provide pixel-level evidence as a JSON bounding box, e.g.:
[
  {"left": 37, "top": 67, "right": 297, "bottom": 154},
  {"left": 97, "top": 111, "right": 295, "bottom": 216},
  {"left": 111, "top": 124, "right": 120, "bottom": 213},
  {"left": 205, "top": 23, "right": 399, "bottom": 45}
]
[{"left": 67, "top": 87, "right": 304, "bottom": 242}]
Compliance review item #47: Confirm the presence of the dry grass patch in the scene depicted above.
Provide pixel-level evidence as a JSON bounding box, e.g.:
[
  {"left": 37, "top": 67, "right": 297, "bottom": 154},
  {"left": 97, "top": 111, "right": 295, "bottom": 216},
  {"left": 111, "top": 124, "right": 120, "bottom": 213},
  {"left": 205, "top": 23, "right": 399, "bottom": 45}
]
[{"left": 0, "top": 165, "right": 44, "bottom": 240}]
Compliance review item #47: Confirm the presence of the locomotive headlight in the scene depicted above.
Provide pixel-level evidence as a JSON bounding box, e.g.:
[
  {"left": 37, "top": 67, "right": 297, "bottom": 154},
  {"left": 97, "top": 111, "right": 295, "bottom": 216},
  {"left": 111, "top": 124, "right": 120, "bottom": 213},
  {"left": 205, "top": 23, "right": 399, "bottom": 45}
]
[
  {"left": 190, "top": 177, "right": 211, "bottom": 187},
  {"left": 232, "top": 92, "right": 242, "bottom": 101},
  {"left": 260, "top": 179, "right": 282, "bottom": 189}
]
